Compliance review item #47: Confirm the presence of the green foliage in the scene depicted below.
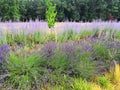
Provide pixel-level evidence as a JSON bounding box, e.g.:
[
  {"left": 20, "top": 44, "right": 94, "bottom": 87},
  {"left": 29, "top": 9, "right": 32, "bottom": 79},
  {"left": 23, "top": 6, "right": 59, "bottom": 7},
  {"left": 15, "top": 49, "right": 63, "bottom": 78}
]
[
  {"left": 2, "top": 29, "right": 120, "bottom": 89},
  {"left": 57, "top": 30, "right": 78, "bottom": 42},
  {"left": 46, "top": 0, "right": 57, "bottom": 28},
  {"left": 2, "top": 29, "right": 120, "bottom": 46},
  {"left": 2, "top": 32, "right": 26, "bottom": 45},
  {"left": 115, "top": 31, "right": 120, "bottom": 39},
  {"left": 33, "top": 32, "right": 41, "bottom": 44},
  {"left": 71, "top": 78, "right": 92, "bottom": 90},
  {"left": 66, "top": 29, "right": 77, "bottom": 40},
  {"left": 80, "top": 30, "right": 93, "bottom": 38},
  {"left": 6, "top": 34, "right": 15, "bottom": 45},
  {"left": 5, "top": 53, "right": 43, "bottom": 90},
  {"left": 0, "top": 0, "right": 120, "bottom": 21},
  {"left": 97, "top": 76, "right": 114, "bottom": 90},
  {"left": 49, "top": 51, "right": 68, "bottom": 70},
  {"left": 14, "top": 33, "right": 26, "bottom": 45},
  {"left": 77, "top": 61, "right": 94, "bottom": 78},
  {"left": 0, "top": 0, "right": 20, "bottom": 21},
  {"left": 44, "top": 33, "right": 55, "bottom": 42},
  {"left": 93, "top": 42, "right": 109, "bottom": 61}
]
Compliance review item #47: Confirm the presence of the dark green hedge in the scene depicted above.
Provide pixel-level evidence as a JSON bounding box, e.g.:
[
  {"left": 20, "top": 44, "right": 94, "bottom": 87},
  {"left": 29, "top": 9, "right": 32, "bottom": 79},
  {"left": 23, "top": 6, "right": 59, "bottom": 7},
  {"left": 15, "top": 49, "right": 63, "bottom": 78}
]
[{"left": 0, "top": 0, "right": 120, "bottom": 22}]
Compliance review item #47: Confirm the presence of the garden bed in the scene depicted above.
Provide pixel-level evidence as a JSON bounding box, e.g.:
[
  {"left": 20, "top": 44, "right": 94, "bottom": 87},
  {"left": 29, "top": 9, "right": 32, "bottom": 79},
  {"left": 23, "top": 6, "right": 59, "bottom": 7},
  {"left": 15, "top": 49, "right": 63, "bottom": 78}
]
[{"left": 0, "top": 28, "right": 120, "bottom": 90}]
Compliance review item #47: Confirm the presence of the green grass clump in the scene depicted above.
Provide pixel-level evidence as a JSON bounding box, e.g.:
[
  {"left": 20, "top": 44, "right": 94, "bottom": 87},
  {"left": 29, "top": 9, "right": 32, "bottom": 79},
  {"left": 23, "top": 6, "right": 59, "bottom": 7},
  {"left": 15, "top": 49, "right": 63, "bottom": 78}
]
[
  {"left": 97, "top": 76, "right": 115, "bottom": 90},
  {"left": 5, "top": 53, "right": 44, "bottom": 90},
  {"left": 71, "top": 78, "right": 92, "bottom": 90},
  {"left": 57, "top": 29, "right": 78, "bottom": 42},
  {"left": 93, "top": 42, "right": 109, "bottom": 61},
  {"left": 80, "top": 30, "right": 93, "bottom": 38},
  {"left": 115, "top": 31, "right": 120, "bottom": 39}
]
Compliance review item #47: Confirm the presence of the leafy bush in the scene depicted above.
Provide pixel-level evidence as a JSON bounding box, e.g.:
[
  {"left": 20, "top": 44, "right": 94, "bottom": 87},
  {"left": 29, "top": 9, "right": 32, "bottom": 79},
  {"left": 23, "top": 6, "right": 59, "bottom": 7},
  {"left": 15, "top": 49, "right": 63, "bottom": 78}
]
[
  {"left": 93, "top": 42, "right": 109, "bottom": 61},
  {"left": 0, "top": 44, "right": 9, "bottom": 74},
  {"left": 40, "top": 42, "right": 96, "bottom": 80},
  {"left": 2, "top": 29, "right": 120, "bottom": 90},
  {"left": 5, "top": 53, "right": 43, "bottom": 90},
  {"left": 40, "top": 42, "right": 77, "bottom": 76}
]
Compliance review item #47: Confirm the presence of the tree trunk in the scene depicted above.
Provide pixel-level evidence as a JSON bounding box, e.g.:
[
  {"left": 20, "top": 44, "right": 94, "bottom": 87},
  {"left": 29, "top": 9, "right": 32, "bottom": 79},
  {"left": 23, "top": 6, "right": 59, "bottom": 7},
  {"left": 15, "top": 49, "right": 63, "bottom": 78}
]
[
  {"left": 53, "top": 28, "right": 57, "bottom": 42},
  {"left": 50, "top": 28, "right": 57, "bottom": 42}
]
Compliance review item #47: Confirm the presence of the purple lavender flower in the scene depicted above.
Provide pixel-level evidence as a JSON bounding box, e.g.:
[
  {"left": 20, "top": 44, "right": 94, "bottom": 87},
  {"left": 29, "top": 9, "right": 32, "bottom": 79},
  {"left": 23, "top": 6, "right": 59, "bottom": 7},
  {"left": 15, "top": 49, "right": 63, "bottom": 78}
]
[
  {"left": 0, "top": 21, "right": 120, "bottom": 35},
  {"left": 41, "top": 42, "right": 56, "bottom": 58},
  {"left": 60, "top": 42, "right": 76, "bottom": 60},
  {"left": 63, "top": 43, "right": 74, "bottom": 56},
  {"left": 0, "top": 44, "right": 9, "bottom": 68}
]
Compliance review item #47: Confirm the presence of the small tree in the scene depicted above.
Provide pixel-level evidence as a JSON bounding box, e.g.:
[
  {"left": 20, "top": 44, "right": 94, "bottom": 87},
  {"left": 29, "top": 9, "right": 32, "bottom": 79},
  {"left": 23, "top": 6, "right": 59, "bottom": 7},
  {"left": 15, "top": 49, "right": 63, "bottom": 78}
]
[{"left": 45, "top": 0, "right": 57, "bottom": 42}]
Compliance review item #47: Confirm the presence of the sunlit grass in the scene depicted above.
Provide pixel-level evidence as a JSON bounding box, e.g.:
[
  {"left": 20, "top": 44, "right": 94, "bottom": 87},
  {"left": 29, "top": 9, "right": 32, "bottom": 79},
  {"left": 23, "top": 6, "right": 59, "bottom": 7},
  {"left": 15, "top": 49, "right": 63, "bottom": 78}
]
[
  {"left": 91, "top": 83, "right": 102, "bottom": 90},
  {"left": 105, "top": 63, "right": 120, "bottom": 83}
]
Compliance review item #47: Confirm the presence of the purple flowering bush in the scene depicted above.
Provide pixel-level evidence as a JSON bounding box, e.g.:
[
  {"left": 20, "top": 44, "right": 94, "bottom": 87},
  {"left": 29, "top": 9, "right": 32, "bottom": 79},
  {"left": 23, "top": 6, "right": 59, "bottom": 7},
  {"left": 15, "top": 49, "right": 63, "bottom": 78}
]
[
  {"left": 0, "top": 44, "right": 9, "bottom": 74},
  {"left": 41, "top": 42, "right": 57, "bottom": 59},
  {"left": 39, "top": 37, "right": 120, "bottom": 81},
  {"left": 1, "top": 26, "right": 120, "bottom": 89},
  {"left": 39, "top": 41, "right": 97, "bottom": 81}
]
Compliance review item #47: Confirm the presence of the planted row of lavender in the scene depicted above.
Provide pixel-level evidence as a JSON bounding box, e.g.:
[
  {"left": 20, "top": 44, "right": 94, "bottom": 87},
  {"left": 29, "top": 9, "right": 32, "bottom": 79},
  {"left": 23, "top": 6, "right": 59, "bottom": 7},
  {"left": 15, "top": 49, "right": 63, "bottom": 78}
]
[
  {"left": 1, "top": 36, "right": 120, "bottom": 89},
  {"left": 41, "top": 37, "right": 120, "bottom": 61},
  {"left": 0, "top": 20, "right": 120, "bottom": 35}
]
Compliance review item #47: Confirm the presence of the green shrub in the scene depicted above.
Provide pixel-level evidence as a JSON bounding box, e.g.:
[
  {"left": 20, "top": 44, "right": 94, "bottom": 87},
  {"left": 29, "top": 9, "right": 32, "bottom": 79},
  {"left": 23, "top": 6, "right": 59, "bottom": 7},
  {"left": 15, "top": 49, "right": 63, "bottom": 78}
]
[
  {"left": 49, "top": 51, "right": 69, "bottom": 71},
  {"left": 93, "top": 42, "right": 109, "bottom": 61},
  {"left": 5, "top": 53, "right": 44, "bottom": 90},
  {"left": 75, "top": 60, "right": 96, "bottom": 80}
]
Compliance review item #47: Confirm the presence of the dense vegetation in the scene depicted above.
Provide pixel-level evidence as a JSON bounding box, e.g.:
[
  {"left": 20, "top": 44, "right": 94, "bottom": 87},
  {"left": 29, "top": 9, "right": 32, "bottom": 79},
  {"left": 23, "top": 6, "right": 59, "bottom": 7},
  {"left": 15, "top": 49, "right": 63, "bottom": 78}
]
[
  {"left": 1, "top": 28, "right": 120, "bottom": 90},
  {"left": 0, "top": 0, "right": 120, "bottom": 89},
  {"left": 0, "top": 0, "right": 120, "bottom": 21}
]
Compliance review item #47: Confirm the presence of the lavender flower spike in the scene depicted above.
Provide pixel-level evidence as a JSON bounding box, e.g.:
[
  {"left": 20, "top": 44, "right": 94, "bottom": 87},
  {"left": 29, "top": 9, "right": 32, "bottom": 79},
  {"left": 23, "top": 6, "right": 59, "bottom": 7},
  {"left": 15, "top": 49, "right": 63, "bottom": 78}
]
[{"left": 0, "top": 44, "right": 9, "bottom": 68}]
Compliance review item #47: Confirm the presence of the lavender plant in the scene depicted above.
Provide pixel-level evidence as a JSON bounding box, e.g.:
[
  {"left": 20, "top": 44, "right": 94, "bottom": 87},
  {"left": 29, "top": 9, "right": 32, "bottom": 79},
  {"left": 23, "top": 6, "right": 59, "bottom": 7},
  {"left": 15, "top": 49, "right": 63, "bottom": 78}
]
[
  {"left": 41, "top": 42, "right": 56, "bottom": 59},
  {"left": 61, "top": 42, "right": 75, "bottom": 59},
  {"left": 0, "top": 44, "right": 9, "bottom": 74},
  {"left": 6, "top": 53, "right": 43, "bottom": 90},
  {"left": 93, "top": 42, "right": 109, "bottom": 61}
]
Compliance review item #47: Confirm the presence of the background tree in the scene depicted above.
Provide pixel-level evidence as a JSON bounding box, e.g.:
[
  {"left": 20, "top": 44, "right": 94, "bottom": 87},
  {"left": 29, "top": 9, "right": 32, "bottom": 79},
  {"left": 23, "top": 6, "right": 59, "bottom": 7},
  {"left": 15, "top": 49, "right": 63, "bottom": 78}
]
[
  {"left": 19, "top": 0, "right": 27, "bottom": 21},
  {"left": 0, "top": 0, "right": 20, "bottom": 21},
  {"left": 0, "top": 0, "right": 120, "bottom": 22}
]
